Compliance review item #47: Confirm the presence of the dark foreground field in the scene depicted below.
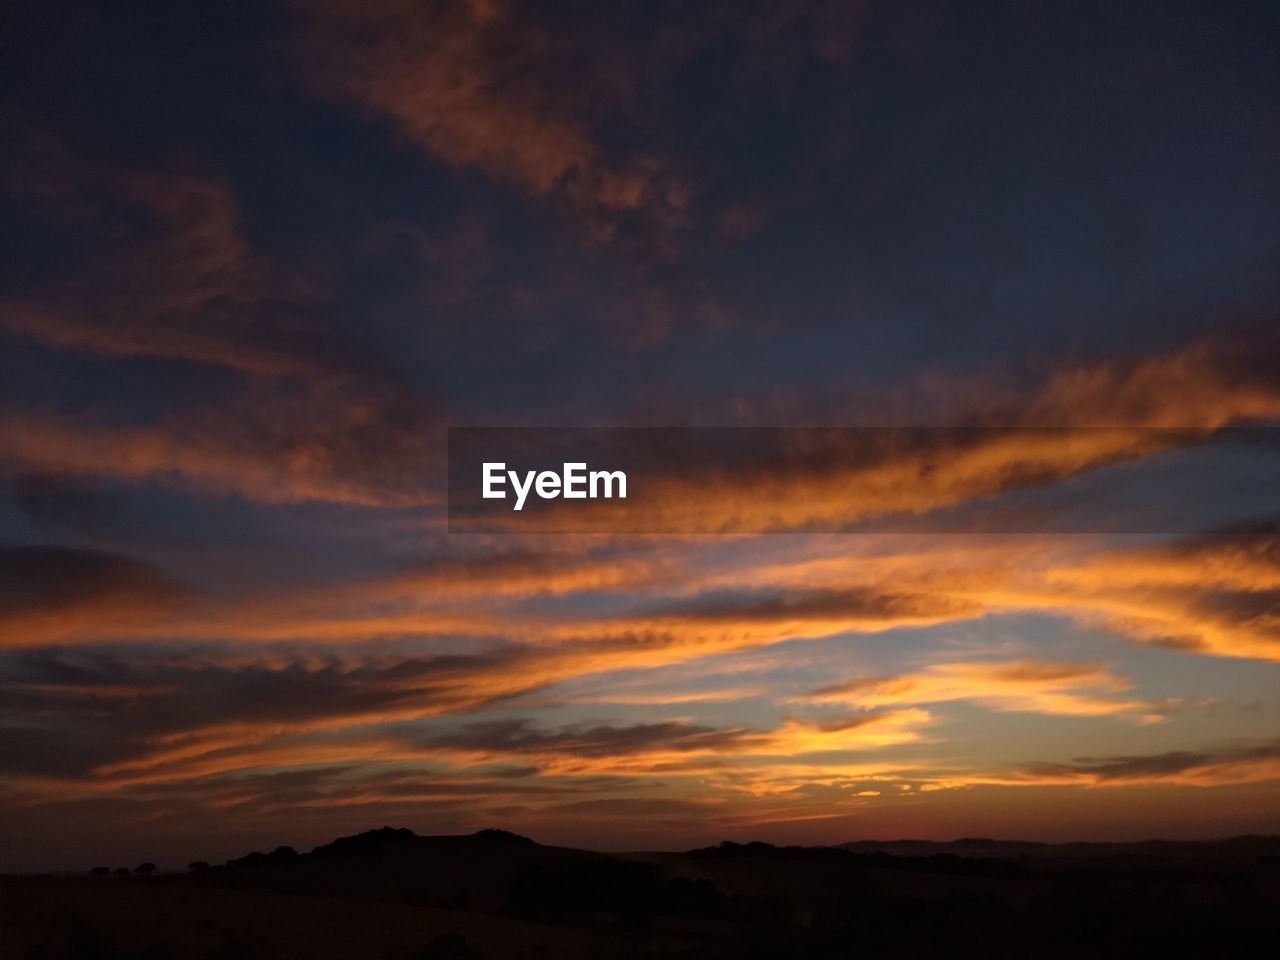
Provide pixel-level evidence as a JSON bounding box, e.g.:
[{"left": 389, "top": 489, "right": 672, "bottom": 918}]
[{"left": 4, "top": 828, "right": 1279, "bottom": 959}]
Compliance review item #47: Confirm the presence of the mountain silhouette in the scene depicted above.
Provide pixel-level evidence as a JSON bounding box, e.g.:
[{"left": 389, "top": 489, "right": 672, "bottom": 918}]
[{"left": 3, "top": 828, "right": 1278, "bottom": 958}]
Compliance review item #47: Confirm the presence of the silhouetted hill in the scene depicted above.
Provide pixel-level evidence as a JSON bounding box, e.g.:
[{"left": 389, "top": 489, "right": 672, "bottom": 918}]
[
  {"left": 184, "top": 827, "right": 605, "bottom": 914},
  {"left": 4, "top": 828, "right": 1279, "bottom": 959},
  {"left": 310, "top": 825, "right": 419, "bottom": 858},
  {"left": 838, "top": 834, "right": 1280, "bottom": 863}
]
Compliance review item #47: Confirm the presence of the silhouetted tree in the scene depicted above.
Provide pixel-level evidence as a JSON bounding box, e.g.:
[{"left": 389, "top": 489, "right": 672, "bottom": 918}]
[
  {"left": 226, "top": 850, "right": 265, "bottom": 867},
  {"left": 134, "top": 862, "right": 157, "bottom": 875},
  {"left": 187, "top": 860, "right": 210, "bottom": 872},
  {"left": 226, "top": 845, "right": 300, "bottom": 868}
]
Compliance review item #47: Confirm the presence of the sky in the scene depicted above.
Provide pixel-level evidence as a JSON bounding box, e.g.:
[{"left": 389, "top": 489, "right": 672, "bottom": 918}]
[{"left": 1, "top": 0, "right": 1278, "bottom": 871}]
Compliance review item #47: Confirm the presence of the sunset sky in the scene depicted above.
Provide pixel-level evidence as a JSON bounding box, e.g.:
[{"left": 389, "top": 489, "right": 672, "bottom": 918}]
[{"left": 1, "top": 0, "right": 1278, "bottom": 871}]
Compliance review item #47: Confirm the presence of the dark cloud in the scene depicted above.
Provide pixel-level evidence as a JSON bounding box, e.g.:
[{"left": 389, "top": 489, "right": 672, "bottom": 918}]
[
  {"left": 0, "top": 545, "right": 187, "bottom": 621},
  {"left": 426, "top": 718, "right": 752, "bottom": 759},
  {"left": 0, "top": 136, "right": 321, "bottom": 376},
  {"left": 665, "top": 586, "right": 980, "bottom": 624},
  {"left": 10, "top": 472, "right": 121, "bottom": 537},
  {"left": 0, "top": 648, "right": 516, "bottom": 777},
  {"left": 1018, "top": 739, "right": 1280, "bottom": 785},
  {"left": 287, "top": 0, "right": 690, "bottom": 252},
  {"left": 0, "top": 129, "right": 443, "bottom": 506}
]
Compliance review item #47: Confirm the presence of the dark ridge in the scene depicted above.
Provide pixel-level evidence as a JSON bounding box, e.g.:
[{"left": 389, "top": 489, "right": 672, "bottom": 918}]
[
  {"left": 837, "top": 834, "right": 1280, "bottom": 858},
  {"left": 216, "top": 827, "right": 537, "bottom": 869},
  {"left": 307, "top": 826, "right": 418, "bottom": 859},
  {"left": 11, "top": 829, "right": 1279, "bottom": 958},
  {"left": 224, "top": 846, "right": 298, "bottom": 868},
  {"left": 470, "top": 828, "right": 536, "bottom": 845}
]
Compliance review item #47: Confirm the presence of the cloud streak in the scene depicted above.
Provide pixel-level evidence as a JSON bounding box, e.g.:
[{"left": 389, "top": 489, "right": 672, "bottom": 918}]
[
  {"left": 1000, "top": 739, "right": 1280, "bottom": 788},
  {"left": 289, "top": 0, "right": 689, "bottom": 245},
  {"left": 803, "top": 659, "right": 1170, "bottom": 722}
]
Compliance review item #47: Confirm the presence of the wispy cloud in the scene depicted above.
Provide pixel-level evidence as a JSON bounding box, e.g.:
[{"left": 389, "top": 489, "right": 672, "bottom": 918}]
[
  {"left": 288, "top": 0, "right": 689, "bottom": 247},
  {"left": 802, "top": 659, "right": 1170, "bottom": 722},
  {"left": 996, "top": 739, "right": 1280, "bottom": 788}
]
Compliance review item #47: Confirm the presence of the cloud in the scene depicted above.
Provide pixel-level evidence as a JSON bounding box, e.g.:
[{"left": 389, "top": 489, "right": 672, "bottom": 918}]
[
  {"left": 595, "top": 531, "right": 1280, "bottom": 664},
  {"left": 1003, "top": 739, "right": 1280, "bottom": 788},
  {"left": 2, "top": 2, "right": 1277, "bottom": 860},
  {"left": 546, "top": 586, "right": 985, "bottom": 655},
  {"left": 427, "top": 718, "right": 754, "bottom": 760},
  {"left": 1018, "top": 531, "right": 1280, "bottom": 661},
  {"left": 0, "top": 648, "right": 524, "bottom": 780},
  {"left": 283, "top": 0, "right": 849, "bottom": 346},
  {"left": 429, "top": 708, "right": 929, "bottom": 767},
  {"left": 457, "top": 336, "right": 1280, "bottom": 535},
  {"left": 101, "top": 707, "right": 925, "bottom": 787},
  {"left": 0, "top": 132, "right": 320, "bottom": 376},
  {"left": 0, "top": 131, "right": 442, "bottom": 506},
  {"left": 1044, "top": 529, "right": 1280, "bottom": 593},
  {"left": 3, "top": 631, "right": 1273, "bottom": 847},
  {"left": 2, "top": 526, "right": 1275, "bottom": 673},
  {"left": 552, "top": 685, "right": 768, "bottom": 707},
  {"left": 288, "top": 0, "right": 689, "bottom": 245},
  {"left": 0, "top": 546, "right": 189, "bottom": 647},
  {"left": 0, "top": 638, "right": 932, "bottom": 794},
  {"left": 804, "top": 659, "right": 1169, "bottom": 723},
  {"left": 0, "top": 413, "right": 433, "bottom": 508},
  {"left": 1025, "top": 335, "right": 1280, "bottom": 428},
  {"left": 361, "top": 547, "right": 676, "bottom": 600}
]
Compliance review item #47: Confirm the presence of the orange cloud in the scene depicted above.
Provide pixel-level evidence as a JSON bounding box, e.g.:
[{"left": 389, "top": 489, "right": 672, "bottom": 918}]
[
  {"left": 0, "top": 138, "right": 321, "bottom": 376},
  {"left": 80, "top": 708, "right": 933, "bottom": 790},
  {"left": 984, "top": 739, "right": 1280, "bottom": 788},
  {"left": 979, "top": 534, "right": 1280, "bottom": 661},
  {"left": 290, "top": 0, "right": 687, "bottom": 239},
  {"left": 458, "top": 337, "right": 1280, "bottom": 535},
  {"left": 0, "top": 137, "right": 441, "bottom": 507},
  {"left": 0, "top": 384, "right": 438, "bottom": 509},
  {"left": 1026, "top": 336, "right": 1280, "bottom": 427},
  {"left": 5, "top": 526, "right": 1276, "bottom": 676},
  {"left": 0, "top": 546, "right": 190, "bottom": 648},
  {"left": 803, "top": 660, "right": 1169, "bottom": 722}
]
